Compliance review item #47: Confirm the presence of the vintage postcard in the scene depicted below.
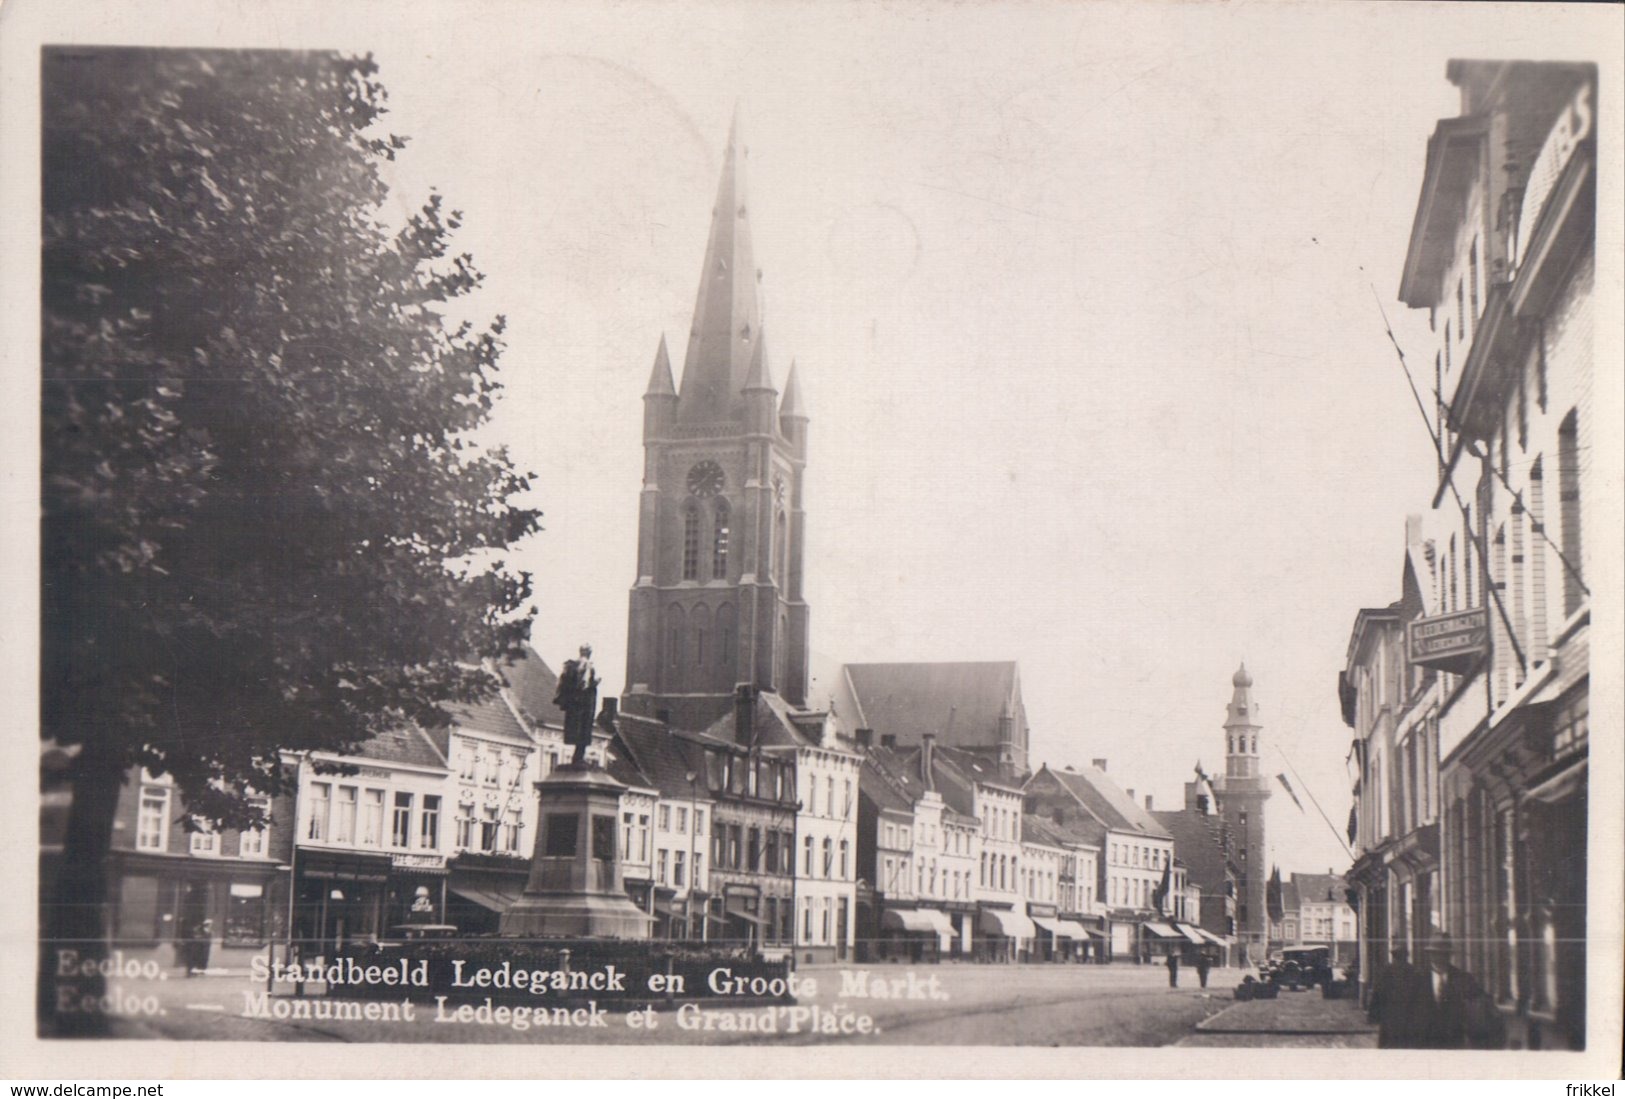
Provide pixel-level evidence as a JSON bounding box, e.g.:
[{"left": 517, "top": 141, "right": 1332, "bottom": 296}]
[{"left": 1, "top": 0, "right": 1620, "bottom": 1081}]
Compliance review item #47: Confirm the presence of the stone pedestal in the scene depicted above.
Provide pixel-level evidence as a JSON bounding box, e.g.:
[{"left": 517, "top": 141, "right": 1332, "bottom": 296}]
[{"left": 499, "top": 764, "right": 652, "bottom": 939}]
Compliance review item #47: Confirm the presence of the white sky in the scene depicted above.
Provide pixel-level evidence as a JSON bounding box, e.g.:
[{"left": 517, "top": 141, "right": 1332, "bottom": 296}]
[
  {"left": 5, "top": 0, "right": 1618, "bottom": 880},
  {"left": 362, "top": 2, "right": 1610, "bottom": 878}
]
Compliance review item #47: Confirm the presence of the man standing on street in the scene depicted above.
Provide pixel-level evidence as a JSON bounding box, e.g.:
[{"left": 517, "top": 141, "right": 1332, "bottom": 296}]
[
  {"left": 1195, "top": 948, "right": 1212, "bottom": 989},
  {"left": 1167, "top": 949, "right": 1180, "bottom": 988}
]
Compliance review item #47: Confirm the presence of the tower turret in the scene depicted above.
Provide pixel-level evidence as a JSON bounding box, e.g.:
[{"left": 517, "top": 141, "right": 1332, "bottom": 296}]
[
  {"left": 1223, "top": 661, "right": 1262, "bottom": 778},
  {"left": 642, "top": 334, "right": 677, "bottom": 441}
]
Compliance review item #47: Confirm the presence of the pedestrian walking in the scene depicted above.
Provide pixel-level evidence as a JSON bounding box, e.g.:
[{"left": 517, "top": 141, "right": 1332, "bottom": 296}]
[
  {"left": 1166, "top": 950, "right": 1180, "bottom": 988},
  {"left": 1370, "top": 932, "right": 1507, "bottom": 1049},
  {"left": 1195, "top": 948, "right": 1212, "bottom": 988}
]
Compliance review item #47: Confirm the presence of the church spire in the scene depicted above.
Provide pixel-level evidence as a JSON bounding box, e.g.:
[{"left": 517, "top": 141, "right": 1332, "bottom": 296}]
[
  {"left": 678, "top": 110, "right": 765, "bottom": 422},
  {"left": 645, "top": 333, "right": 676, "bottom": 398}
]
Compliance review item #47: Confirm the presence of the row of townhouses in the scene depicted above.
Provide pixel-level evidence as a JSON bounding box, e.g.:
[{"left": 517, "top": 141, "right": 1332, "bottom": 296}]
[
  {"left": 1340, "top": 60, "right": 1595, "bottom": 1051},
  {"left": 43, "top": 652, "right": 1257, "bottom": 972}
]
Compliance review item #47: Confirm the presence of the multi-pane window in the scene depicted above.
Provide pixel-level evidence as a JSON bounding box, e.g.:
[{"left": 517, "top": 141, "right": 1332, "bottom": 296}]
[
  {"left": 306, "top": 783, "right": 329, "bottom": 842},
  {"left": 503, "top": 811, "right": 521, "bottom": 853},
  {"left": 136, "top": 786, "right": 172, "bottom": 852},
  {"left": 420, "top": 795, "right": 441, "bottom": 850},
  {"left": 1558, "top": 410, "right": 1583, "bottom": 615},
  {"left": 711, "top": 500, "right": 730, "bottom": 580},
  {"left": 392, "top": 792, "right": 413, "bottom": 848},
  {"left": 676, "top": 806, "right": 688, "bottom": 834},
  {"left": 239, "top": 798, "right": 270, "bottom": 858},
  {"left": 804, "top": 835, "right": 814, "bottom": 876},
  {"left": 747, "top": 827, "right": 761, "bottom": 871},
  {"left": 456, "top": 815, "right": 474, "bottom": 849},
  {"left": 190, "top": 827, "right": 218, "bottom": 856},
  {"left": 674, "top": 849, "right": 687, "bottom": 887},
  {"left": 480, "top": 806, "right": 500, "bottom": 853},
  {"left": 361, "top": 789, "right": 385, "bottom": 846},
  {"left": 682, "top": 504, "right": 701, "bottom": 581},
  {"left": 657, "top": 849, "right": 669, "bottom": 884},
  {"left": 822, "top": 837, "right": 833, "bottom": 878},
  {"left": 334, "top": 787, "right": 358, "bottom": 844},
  {"left": 658, "top": 805, "right": 671, "bottom": 831}
]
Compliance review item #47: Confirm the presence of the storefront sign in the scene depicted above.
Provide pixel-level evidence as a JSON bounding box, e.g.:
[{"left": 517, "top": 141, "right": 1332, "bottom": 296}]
[
  {"left": 392, "top": 853, "right": 448, "bottom": 872},
  {"left": 1516, "top": 83, "right": 1594, "bottom": 267},
  {"left": 1407, "top": 608, "right": 1487, "bottom": 674}
]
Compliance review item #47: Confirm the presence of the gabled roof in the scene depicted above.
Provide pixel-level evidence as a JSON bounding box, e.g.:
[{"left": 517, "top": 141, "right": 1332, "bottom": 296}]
[
  {"left": 498, "top": 646, "right": 566, "bottom": 729},
  {"left": 858, "top": 753, "right": 917, "bottom": 815},
  {"left": 345, "top": 726, "right": 447, "bottom": 771},
  {"left": 1152, "top": 808, "right": 1233, "bottom": 892},
  {"left": 1040, "top": 765, "right": 1171, "bottom": 840},
  {"left": 610, "top": 715, "right": 709, "bottom": 800},
  {"left": 1290, "top": 872, "right": 1347, "bottom": 908},
  {"left": 1020, "top": 813, "right": 1073, "bottom": 850},
  {"left": 842, "top": 661, "right": 1024, "bottom": 751},
  {"left": 442, "top": 693, "right": 530, "bottom": 746}
]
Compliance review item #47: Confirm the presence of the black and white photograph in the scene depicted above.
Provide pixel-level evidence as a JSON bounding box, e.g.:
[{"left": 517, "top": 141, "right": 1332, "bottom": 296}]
[{"left": 2, "top": 0, "right": 1620, "bottom": 1081}]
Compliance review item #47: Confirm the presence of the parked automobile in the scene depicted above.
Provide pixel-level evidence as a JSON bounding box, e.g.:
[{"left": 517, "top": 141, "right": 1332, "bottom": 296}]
[{"left": 1275, "top": 946, "right": 1334, "bottom": 991}]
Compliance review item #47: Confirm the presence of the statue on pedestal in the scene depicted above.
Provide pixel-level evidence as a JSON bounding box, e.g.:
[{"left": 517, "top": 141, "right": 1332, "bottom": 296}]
[{"left": 555, "top": 644, "right": 601, "bottom": 766}]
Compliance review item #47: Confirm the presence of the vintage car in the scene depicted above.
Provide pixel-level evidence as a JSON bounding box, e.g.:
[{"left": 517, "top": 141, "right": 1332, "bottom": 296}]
[{"left": 1275, "top": 945, "right": 1334, "bottom": 990}]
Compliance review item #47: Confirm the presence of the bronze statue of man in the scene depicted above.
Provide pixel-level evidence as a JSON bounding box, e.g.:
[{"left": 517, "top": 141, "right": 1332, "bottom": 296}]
[{"left": 555, "top": 644, "right": 601, "bottom": 766}]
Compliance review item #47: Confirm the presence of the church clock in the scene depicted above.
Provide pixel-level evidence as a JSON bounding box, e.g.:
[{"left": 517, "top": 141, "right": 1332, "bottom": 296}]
[{"left": 687, "top": 460, "right": 724, "bottom": 498}]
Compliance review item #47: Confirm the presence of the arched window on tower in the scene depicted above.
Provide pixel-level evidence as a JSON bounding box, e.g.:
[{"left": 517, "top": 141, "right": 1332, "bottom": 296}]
[
  {"left": 682, "top": 503, "right": 701, "bottom": 581},
  {"left": 666, "top": 604, "right": 686, "bottom": 682},
  {"left": 711, "top": 499, "right": 730, "bottom": 581},
  {"left": 774, "top": 510, "right": 789, "bottom": 588},
  {"left": 717, "top": 602, "right": 736, "bottom": 675},
  {"left": 691, "top": 604, "right": 711, "bottom": 689}
]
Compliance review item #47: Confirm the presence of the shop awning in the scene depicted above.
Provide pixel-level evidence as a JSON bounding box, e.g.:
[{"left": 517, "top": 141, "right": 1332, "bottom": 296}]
[
  {"left": 1194, "top": 927, "right": 1228, "bottom": 946},
  {"left": 919, "top": 908, "right": 956, "bottom": 937},
  {"left": 979, "top": 907, "right": 1036, "bottom": 939},
  {"left": 1174, "top": 923, "right": 1206, "bottom": 944},
  {"left": 1525, "top": 758, "right": 1586, "bottom": 806},
  {"left": 724, "top": 902, "right": 768, "bottom": 927},
  {"left": 1142, "top": 921, "right": 1180, "bottom": 938},
  {"left": 448, "top": 883, "right": 523, "bottom": 913},
  {"left": 882, "top": 908, "right": 940, "bottom": 934},
  {"left": 1032, "top": 916, "right": 1088, "bottom": 940}
]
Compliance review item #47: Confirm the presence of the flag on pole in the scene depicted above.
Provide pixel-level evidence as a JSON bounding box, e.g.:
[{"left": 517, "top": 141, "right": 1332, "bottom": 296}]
[
  {"left": 1152, "top": 858, "right": 1173, "bottom": 915},
  {"left": 1276, "top": 772, "right": 1305, "bottom": 812},
  {"left": 1195, "top": 761, "right": 1220, "bottom": 811}
]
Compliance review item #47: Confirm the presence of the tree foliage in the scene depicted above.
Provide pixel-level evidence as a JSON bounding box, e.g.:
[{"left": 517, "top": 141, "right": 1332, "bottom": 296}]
[{"left": 42, "top": 47, "right": 540, "bottom": 831}]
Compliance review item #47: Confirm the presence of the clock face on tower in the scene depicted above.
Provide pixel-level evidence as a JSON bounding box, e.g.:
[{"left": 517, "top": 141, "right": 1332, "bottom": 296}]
[{"left": 687, "top": 460, "right": 725, "bottom": 498}]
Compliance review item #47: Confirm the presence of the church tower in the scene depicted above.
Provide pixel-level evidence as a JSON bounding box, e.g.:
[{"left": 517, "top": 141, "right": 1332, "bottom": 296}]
[
  {"left": 623, "top": 115, "right": 811, "bottom": 730},
  {"left": 1211, "top": 662, "right": 1271, "bottom": 962}
]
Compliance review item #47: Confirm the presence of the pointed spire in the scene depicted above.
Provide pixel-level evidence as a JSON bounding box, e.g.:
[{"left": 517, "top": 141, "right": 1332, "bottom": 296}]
[
  {"left": 779, "top": 360, "right": 807, "bottom": 420},
  {"left": 743, "top": 325, "right": 774, "bottom": 392},
  {"left": 644, "top": 334, "right": 677, "bottom": 398},
  {"left": 678, "top": 111, "right": 765, "bottom": 422}
]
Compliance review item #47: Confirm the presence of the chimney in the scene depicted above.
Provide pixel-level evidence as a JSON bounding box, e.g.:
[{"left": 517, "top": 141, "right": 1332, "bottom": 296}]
[
  {"left": 1196, "top": 793, "right": 1211, "bottom": 814},
  {"left": 1051, "top": 808, "right": 1064, "bottom": 826},
  {"left": 855, "top": 728, "right": 873, "bottom": 750},
  {"left": 921, "top": 733, "right": 936, "bottom": 788},
  {"left": 1144, "top": 794, "right": 1154, "bottom": 812},
  {"left": 733, "top": 684, "right": 755, "bottom": 746},
  {"left": 1126, "top": 788, "right": 1135, "bottom": 804},
  {"left": 1092, "top": 758, "right": 1107, "bottom": 771},
  {"left": 881, "top": 733, "right": 897, "bottom": 750}
]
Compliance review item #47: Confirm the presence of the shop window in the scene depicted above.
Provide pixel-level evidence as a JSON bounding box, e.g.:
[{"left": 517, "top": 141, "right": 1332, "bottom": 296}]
[
  {"left": 116, "top": 875, "right": 161, "bottom": 942},
  {"left": 224, "top": 882, "right": 265, "bottom": 946}
]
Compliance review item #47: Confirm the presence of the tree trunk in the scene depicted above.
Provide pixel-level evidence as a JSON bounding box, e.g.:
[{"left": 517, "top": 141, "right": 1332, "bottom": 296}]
[{"left": 42, "top": 742, "right": 127, "bottom": 1036}]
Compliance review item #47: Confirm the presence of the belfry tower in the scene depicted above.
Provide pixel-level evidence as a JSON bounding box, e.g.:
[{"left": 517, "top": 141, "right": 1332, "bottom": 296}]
[
  {"left": 623, "top": 115, "right": 810, "bottom": 730},
  {"left": 1211, "top": 662, "right": 1271, "bottom": 962}
]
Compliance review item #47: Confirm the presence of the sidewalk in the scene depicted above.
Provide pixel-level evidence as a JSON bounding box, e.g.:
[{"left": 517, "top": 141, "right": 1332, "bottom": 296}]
[{"left": 1177, "top": 990, "right": 1378, "bottom": 1048}]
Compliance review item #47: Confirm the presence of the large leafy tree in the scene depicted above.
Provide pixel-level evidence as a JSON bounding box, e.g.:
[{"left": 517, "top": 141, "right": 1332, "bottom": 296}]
[{"left": 42, "top": 47, "right": 539, "bottom": 1022}]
